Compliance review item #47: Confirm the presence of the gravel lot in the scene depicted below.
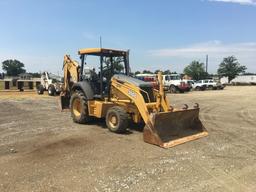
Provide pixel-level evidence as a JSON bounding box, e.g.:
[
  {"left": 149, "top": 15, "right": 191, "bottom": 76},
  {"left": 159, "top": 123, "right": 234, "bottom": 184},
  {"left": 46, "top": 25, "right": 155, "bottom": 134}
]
[{"left": 0, "top": 87, "right": 256, "bottom": 192}]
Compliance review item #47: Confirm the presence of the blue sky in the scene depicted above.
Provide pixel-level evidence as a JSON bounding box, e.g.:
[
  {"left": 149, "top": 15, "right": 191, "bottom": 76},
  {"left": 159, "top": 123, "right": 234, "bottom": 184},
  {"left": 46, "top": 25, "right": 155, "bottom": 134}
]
[{"left": 0, "top": 0, "right": 256, "bottom": 74}]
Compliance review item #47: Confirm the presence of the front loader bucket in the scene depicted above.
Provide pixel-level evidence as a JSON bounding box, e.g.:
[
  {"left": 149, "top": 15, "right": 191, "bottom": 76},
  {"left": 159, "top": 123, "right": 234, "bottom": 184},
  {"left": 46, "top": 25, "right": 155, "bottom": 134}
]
[
  {"left": 143, "top": 108, "right": 208, "bottom": 148},
  {"left": 59, "top": 95, "right": 70, "bottom": 111}
]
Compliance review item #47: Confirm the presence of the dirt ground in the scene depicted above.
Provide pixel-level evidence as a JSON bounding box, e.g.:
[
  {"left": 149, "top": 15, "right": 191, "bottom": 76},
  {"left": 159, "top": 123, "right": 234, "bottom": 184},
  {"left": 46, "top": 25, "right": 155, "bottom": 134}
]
[{"left": 0, "top": 87, "right": 255, "bottom": 192}]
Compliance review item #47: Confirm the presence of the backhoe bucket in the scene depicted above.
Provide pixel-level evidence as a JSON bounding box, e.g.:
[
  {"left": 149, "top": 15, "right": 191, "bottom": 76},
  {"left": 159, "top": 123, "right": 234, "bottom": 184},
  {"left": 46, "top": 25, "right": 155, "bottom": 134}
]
[
  {"left": 59, "top": 95, "right": 70, "bottom": 111},
  {"left": 143, "top": 108, "right": 208, "bottom": 148}
]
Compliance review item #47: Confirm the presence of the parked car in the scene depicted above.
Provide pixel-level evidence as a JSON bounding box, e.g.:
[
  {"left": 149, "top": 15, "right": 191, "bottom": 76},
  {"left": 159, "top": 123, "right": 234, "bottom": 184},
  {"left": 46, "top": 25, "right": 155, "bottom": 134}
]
[
  {"left": 202, "top": 79, "right": 224, "bottom": 90},
  {"left": 193, "top": 79, "right": 224, "bottom": 91},
  {"left": 162, "top": 74, "right": 190, "bottom": 93},
  {"left": 191, "top": 80, "right": 207, "bottom": 91}
]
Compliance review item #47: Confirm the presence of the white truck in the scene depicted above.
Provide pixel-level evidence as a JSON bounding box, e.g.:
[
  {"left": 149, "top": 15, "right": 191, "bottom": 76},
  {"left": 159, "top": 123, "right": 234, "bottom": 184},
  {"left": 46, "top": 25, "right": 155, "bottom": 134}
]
[
  {"left": 37, "top": 72, "right": 63, "bottom": 96},
  {"left": 162, "top": 74, "right": 190, "bottom": 93},
  {"left": 193, "top": 79, "right": 224, "bottom": 90},
  {"left": 231, "top": 75, "right": 256, "bottom": 85}
]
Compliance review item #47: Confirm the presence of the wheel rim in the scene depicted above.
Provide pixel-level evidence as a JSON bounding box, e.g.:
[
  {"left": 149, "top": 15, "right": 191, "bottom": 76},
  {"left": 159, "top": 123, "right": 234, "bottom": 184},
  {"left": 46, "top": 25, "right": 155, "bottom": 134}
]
[
  {"left": 72, "top": 98, "right": 82, "bottom": 117},
  {"left": 108, "top": 114, "right": 118, "bottom": 128}
]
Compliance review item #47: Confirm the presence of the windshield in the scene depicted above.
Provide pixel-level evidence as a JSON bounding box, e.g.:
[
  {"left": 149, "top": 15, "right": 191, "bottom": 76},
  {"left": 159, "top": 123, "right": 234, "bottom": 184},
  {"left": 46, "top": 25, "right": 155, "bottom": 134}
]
[
  {"left": 165, "top": 75, "right": 181, "bottom": 80},
  {"left": 102, "top": 56, "right": 126, "bottom": 81}
]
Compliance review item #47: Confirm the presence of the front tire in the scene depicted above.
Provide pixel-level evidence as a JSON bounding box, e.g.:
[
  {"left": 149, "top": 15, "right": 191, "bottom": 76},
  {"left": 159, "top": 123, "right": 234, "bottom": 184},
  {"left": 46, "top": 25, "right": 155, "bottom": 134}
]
[
  {"left": 169, "top": 85, "right": 177, "bottom": 93},
  {"left": 70, "top": 91, "right": 91, "bottom": 124},
  {"left": 48, "top": 85, "right": 56, "bottom": 96},
  {"left": 208, "top": 85, "right": 214, "bottom": 90},
  {"left": 106, "top": 106, "right": 128, "bottom": 133},
  {"left": 195, "top": 86, "right": 201, "bottom": 91},
  {"left": 37, "top": 85, "right": 44, "bottom": 95}
]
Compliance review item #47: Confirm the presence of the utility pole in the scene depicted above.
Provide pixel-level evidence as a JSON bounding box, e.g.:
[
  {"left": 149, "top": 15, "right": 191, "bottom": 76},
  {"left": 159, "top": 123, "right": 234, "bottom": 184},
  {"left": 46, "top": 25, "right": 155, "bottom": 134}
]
[
  {"left": 206, "top": 54, "right": 208, "bottom": 73},
  {"left": 100, "top": 36, "right": 102, "bottom": 48}
]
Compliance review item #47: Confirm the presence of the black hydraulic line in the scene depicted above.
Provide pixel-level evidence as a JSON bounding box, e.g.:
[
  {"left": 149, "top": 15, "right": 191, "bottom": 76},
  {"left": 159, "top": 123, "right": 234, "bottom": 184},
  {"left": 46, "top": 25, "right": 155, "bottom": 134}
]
[
  {"left": 100, "top": 54, "right": 103, "bottom": 98},
  {"left": 80, "top": 55, "right": 85, "bottom": 81}
]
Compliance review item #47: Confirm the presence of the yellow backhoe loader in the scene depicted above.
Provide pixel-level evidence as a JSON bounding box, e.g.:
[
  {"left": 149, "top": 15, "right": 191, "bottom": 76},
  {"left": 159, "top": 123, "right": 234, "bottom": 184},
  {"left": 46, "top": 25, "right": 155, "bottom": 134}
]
[{"left": 60, "top": 48, "right": 208, "bottom": 148}]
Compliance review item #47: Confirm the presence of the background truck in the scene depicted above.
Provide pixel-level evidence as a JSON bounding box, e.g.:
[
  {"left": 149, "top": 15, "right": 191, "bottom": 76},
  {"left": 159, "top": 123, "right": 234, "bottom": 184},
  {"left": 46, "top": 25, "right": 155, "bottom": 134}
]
[
  {"left": 37, "top": 71, "right": 63, "bottom": 96},
  {"left": 191, "top": 80, "right": 207, "bottom": 91},
  {"left": 194, "top": 79, "right": 224, "bottom": 90},
  {"left": 135, "top": 73, "right": 159, "bottom": 90},
  {"left": 162, "top": 74, "right": 190, "bottom": 93}
]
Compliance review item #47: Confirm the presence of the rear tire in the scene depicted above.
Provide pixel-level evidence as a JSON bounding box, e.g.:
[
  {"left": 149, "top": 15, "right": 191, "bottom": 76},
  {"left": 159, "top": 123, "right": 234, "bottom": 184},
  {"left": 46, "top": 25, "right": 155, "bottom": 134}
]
[
  {"left": 208, "top": 85, "right": 214, "bottom": 90},
  {"left": 106, "top": 106, "right": 128, "bottom": 133},
  {"left": 48, "top": 85, "right": 56, "bottom": 96},
  {"left": 195, "top": 86, "right": 201, "bottom": 91},
  {"left": 37, "top": 85, "right": 44, "bottom": 95},
  {"left": 169, "top": 85, "right": 177, "bottom": 93},
  {"left": 70, "top": 91, "right": 91, "bottom": 124}
]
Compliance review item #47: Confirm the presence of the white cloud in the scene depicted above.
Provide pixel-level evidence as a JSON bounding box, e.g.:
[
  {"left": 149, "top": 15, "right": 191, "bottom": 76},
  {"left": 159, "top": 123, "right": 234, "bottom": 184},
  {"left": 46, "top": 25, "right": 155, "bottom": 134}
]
[
  {"left": 149, "top": 41, "right": 256, "bottom": 73},
  {"left": 208, "top": 0, "right": 256, "bottom": 5},
  {"left": 150, "top": 41, "right": 256, "bottom": 57}
]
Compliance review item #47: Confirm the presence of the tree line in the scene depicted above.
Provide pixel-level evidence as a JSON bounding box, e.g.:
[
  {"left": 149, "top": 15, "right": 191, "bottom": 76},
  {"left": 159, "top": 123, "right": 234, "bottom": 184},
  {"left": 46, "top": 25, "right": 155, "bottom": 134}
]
[
  {"left": 1, "top": 56, "right": 248, "bottom": 82},
  {"left": 133, "top": 56, "right": 247, "bottom": 83},
  {"left": 134, "top": 69, "right": 177, "bottom": 75},
  {"left": 1, "top": 59, "right": 40, "bottom": 77}
]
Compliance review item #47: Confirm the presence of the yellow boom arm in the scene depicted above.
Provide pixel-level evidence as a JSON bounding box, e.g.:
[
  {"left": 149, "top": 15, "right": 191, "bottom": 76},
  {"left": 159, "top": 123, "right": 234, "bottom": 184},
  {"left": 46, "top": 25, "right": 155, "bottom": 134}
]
[{"left": 62, "top": 55, "right": 80, "bottom": 94}]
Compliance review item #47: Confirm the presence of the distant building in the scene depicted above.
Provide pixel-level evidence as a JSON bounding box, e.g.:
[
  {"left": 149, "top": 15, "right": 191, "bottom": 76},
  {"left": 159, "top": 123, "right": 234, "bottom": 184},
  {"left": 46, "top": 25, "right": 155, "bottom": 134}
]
[
  {"left": 0, "top": 75, "right": 41, "bottom": 91},
  {"left": 221, "top": 75, "right": 256, "bottom": 85},
  {"left": 19, "top": 73, "right": 33, "bottom": 80}
]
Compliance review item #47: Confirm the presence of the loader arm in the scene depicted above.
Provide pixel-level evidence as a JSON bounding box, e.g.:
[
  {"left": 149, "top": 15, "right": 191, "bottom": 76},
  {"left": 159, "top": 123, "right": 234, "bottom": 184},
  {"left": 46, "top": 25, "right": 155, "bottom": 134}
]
[
  {"left": 111, "top": 77, "right": 154, "bottom": 125},
  {"left": 110, "top": 76, "right": 164, "bottom": 145},
  {"left": 110, "top": 73, "right": 171, "bottom": 124},
  {"left": 156, "top": 72, "right": 171, "bottom": 112},
  {"left": 111, "top": 74, "right": 170, "bottom": 117},
  {"left": 62, "top": 55, "right": 80, "bottom": 94},
  {"left": 110, "top": 74, "right": 208, "bottom": 148}
]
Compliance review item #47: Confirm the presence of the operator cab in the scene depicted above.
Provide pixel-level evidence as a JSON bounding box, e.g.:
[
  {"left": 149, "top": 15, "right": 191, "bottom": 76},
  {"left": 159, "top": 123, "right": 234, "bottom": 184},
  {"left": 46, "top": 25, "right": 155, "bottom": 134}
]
[{"left": 78, "top": 48, "right": 130, "bottom": 99}]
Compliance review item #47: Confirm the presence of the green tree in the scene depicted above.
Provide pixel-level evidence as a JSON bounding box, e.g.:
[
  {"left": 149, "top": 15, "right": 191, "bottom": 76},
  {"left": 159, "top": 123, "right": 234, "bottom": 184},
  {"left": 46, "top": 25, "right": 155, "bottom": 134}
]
[
  {"left": 217, "top": 56, "right": 246, "bottom": 82},
  {"left": 29, "top": 72, "right": 41, "bottom": 78},
  {"left": 243, "top": 72, "right": 256, "bottom": 75},
  {"left": 154, "top": 69, "right": 161, "bottom": 74},
  {"left": 134, "top": 71, "right": 141, "bottom": 75},
  {"left": 163, "top": 69, "right": 171, "bottom": 75},
  {"left": 2, "top": 59, "right": 26, "bottom": 76},
  {"left": 163, "top": 70, "right": 177, "bottom": 75},
  {"left": 183, "top": 60, "right": 207, "bottom": 80},
  {"left": 142, "top": 70, "right": 153, "bottom": 74}
]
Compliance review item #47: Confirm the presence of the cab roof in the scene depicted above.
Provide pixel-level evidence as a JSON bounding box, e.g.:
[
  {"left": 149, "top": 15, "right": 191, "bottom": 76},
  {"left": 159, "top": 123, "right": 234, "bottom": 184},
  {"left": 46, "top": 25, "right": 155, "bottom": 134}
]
[{"left": 78, "top": 48, "right": 128, "bottom": 57}]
